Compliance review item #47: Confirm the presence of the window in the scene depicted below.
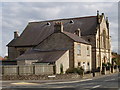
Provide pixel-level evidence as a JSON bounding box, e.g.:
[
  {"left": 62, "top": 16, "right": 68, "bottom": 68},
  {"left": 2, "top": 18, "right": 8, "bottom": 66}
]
[
  {"left": 78, "top": 62, "right": 81, "bottom": 66},
  {"left": 77, "top": 44, "right": 81, "bottom": 55},
  {"left": 103, "top": 30, "right": 106, "bottom": 49},
  {"left": 87, "top": 46, "right": 90, "bottom": 56},
  {"left": 83, "top": 62, "right": 85, "bottom": 64},
  {"left": 87, "top": 62, "right": 89, "bottom": 66}
]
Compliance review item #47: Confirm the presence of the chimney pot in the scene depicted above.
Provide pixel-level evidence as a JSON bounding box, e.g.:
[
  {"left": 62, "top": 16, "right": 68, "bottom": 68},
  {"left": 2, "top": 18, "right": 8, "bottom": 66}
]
[
  {"left": 47, "top": 22, "right": 51, "bottom": 26},
  {"left": 14, "top": 31, "right": 19, "bottom": 39},
  {"left": 70, "top": 20, "right": 74, "bottom": 24},
  {"left": 97, "top": 10, "right": 99, "bottom": 15}
]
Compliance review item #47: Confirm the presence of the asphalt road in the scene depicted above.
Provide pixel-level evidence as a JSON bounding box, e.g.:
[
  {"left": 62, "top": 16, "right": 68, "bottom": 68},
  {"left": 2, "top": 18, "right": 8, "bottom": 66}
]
[{"left": 1, "top": 73, "right": 120, "bottom": 90}]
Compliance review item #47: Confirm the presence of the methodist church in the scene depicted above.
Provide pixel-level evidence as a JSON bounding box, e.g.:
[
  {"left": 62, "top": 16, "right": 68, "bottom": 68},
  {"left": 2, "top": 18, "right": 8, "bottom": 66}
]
[{"left": 7, "top": 11, "right": 111, "bottom": 73}]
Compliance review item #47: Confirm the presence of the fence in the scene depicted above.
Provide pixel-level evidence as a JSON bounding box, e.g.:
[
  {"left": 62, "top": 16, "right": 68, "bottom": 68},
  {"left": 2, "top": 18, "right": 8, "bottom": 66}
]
[{"left": 2, "top": 65, "right": 54, "bottom": 75}]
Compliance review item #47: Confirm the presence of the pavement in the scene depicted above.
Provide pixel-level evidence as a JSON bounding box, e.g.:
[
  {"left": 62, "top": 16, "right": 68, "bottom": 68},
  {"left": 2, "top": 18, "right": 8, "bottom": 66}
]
[{"left": 1, "top": 72, "right": 120, "bottom": 90}]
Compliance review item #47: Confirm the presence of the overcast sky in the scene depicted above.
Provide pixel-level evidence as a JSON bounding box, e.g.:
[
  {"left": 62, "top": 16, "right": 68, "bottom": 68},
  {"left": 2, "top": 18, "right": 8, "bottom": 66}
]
[{"left": 0, "top": 2, "right": 119, "bottom": 57}]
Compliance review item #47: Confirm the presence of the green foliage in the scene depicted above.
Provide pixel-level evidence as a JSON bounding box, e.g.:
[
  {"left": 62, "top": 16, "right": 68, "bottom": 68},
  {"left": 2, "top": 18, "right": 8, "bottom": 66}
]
[
  {"left": 112, "top": 52, "right": 120, "bottom": 66},
  {"left": 102, "top": 63, "right": 107, "bottom": 67},
  {"left": 66, "top": 67, "right": 84, "bottom": 75},
  {"left": 107, "top": 62, "right": 112, "bottom": 67}
]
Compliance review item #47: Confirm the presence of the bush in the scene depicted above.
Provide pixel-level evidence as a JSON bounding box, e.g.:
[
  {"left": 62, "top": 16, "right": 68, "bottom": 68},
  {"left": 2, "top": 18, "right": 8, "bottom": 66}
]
[
  {"left": 107, "top": 62, "right": 112, "bottom": 67},
  {"left": 102, "top": 63, "right": 107, "bottom": 67},
  {"left": 66, "top": 67, "right": 84, "bottom": 75}
]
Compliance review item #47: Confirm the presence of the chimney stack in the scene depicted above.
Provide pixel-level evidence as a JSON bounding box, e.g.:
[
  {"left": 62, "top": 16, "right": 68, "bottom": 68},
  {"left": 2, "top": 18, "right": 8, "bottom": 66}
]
[
  {"left": 75, "top": 28, "right": 81, "bottom": 37},
  {"left": 54, "top": 22, "right": 63, "bottom": 33},
  {"left": 14, "top": 31, "right": 19, "bottom": 39}
]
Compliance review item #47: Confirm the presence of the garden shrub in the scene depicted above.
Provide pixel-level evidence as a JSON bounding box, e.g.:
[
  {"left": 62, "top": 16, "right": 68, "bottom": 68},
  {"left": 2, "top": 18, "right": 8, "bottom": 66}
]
[{"left": 66, "top": 67, "right": 84, "bottom": 75}]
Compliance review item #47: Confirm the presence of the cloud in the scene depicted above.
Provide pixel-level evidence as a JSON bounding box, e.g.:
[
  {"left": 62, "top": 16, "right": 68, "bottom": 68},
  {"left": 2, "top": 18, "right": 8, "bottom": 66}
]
[
  {"left": 1, "top": 0, "right": 120, "bottom": 2},
  {"left": 1, "top": 2, "right": 118, "bottom": 56}
]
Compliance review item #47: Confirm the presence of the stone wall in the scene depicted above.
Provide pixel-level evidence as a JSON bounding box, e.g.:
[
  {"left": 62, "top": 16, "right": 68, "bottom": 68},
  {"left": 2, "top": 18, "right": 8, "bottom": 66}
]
[
  {"left": 74, "top": 42, "right": 92, "bottom": 71},
  {"left": 2, "top": 74, "right": 82, "bottom": 80},
  {"left": 55, "top": 50, "right": 69, "bottom": 74},
  {"left": 2, "top": 65, "right": 54, "bottom": 76}
]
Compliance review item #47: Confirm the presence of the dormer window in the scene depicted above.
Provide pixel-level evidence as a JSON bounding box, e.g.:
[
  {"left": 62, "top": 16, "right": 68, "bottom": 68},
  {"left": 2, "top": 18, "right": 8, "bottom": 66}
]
[
  {"left": 70, "top": 20, "right": 74, "bottom": 24},
  {"left": 47, "top": 22, "right": 51, "bottom": 26}
]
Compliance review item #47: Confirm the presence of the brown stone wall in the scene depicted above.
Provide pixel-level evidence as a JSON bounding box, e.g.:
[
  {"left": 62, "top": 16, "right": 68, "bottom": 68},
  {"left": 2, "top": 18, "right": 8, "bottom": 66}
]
[
  {"left": 2, "top": 74, "right": 82, "bottom": 80},
  {"left": 82, "top": 35, "right": 96, "bottom": 70},
  {"left": 55, "top": 50, "right": 69, "bottom": 74},
  {"left": 74, "top": 42, "right": 92, "bottom": 71}
]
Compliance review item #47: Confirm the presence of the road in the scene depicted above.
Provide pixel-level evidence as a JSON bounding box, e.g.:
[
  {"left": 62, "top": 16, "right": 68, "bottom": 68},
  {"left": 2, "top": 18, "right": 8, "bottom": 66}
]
[{"left": 1, "top": 73, "right": 120, "bottom": 90}]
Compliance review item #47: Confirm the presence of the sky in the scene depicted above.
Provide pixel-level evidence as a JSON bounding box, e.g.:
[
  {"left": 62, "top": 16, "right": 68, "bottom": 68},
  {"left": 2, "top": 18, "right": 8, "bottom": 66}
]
[{"left": 0, "top": 1, "right": 119, "bottom": 57}]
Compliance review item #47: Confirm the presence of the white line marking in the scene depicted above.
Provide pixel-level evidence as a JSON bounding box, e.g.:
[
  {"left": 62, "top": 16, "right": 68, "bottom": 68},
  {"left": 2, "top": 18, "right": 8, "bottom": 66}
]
[
  {"left": 92, "top": 85, "right": 101, "bottom": 88},
  {"left": 10, "top": 79, "right": 92, "bottom": 86},
  {"left": 11, "top": 82, "right": 39, "bottom": 85},
  {"left": 110, "top": 78, "right": 115, "bottom": 80},
  {"left": 41, "top": 79, "right": 92, "bottom": 85},
  {"left": 80, "top": 83, "right": 94, "bottom": 86},
  {"left": 48, "top": 86, "right": 74, "bottom": 88},
  {"left": 105, "top": 78, "right": 115, "bottom": 81}
]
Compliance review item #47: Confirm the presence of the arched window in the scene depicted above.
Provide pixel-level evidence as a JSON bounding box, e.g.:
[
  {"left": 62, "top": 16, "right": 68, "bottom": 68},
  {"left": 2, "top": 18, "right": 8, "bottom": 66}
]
[{"left": 103, "top": 30, "right": 106, "bottom": 49}]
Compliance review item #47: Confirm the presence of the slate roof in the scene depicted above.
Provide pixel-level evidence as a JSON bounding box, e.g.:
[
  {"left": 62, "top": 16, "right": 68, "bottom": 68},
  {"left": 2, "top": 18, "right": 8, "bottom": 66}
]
[
  {"left": 63, "top": 31, "right": 90, "bottom": 44},
  {"left": 16, "top": 49, "right": 67, "bottom": 63},
  {"left": 7, "top": 16, "right": 98, "bottom": 47}
]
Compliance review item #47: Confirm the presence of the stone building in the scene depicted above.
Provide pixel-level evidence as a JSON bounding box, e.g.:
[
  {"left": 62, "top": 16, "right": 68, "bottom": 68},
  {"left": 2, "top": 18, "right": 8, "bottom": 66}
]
[
  {"left": 15, "top": 22, "right": 92, "bottom": 74},
  {"left": 7, "top": 11, "right": 111, "bottom": 72}
]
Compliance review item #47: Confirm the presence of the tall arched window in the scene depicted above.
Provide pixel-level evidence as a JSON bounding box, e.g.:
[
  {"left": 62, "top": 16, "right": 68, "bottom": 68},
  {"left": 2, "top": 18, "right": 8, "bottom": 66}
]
[{"left": 103, "top": 30, "right": 106, "bottom": 49}]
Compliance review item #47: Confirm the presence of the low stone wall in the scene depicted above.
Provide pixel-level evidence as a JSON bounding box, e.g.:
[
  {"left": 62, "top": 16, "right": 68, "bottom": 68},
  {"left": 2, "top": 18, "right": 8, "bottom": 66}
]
[
  {"left": 95, "top": 72, "right": 101, "bottom": 76},
  {"left": 2, "top": 74, "right": 82, "bottom": 80},
  {"left": 83, "top": 72, "right": 101, "bottom": 78},
  {"left": 106, "top": 70, "right": 111, "bottom": 75},
  {"left": 2, "top": 65, "right": 54, "bottom": 75}
]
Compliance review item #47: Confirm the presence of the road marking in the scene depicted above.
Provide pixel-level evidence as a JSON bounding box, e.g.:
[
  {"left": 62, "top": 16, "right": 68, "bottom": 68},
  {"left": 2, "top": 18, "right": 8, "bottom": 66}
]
[
  {"left": 105, "top": 78, "right": 115, "bottom": 81},
  {"left": 48, "top": 86, "right": 74, "bottom": 88},
  {"left": 80, "top": 83, "right": 94, "bottom": 86},
  {"left": 42, "top": 79, "right": 92, "bottom": 85},
  {"left": 92, "top": 85, "right": 101, "bottom": 88},
  {"left": 11, "top": 82, "right": 39, "bottom": 85},
  {"left": 9, "top": 79, "right": 92, "bottom": 86}
]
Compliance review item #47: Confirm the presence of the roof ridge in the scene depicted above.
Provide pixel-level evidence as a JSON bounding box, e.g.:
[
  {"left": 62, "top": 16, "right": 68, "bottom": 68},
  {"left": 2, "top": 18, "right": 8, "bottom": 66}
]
[
  {"left": 29, "top": 15, "right": 97, "bottom": 23},
  {"left": 62, "top": 31, "right": 90, "bottom": 45}
]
